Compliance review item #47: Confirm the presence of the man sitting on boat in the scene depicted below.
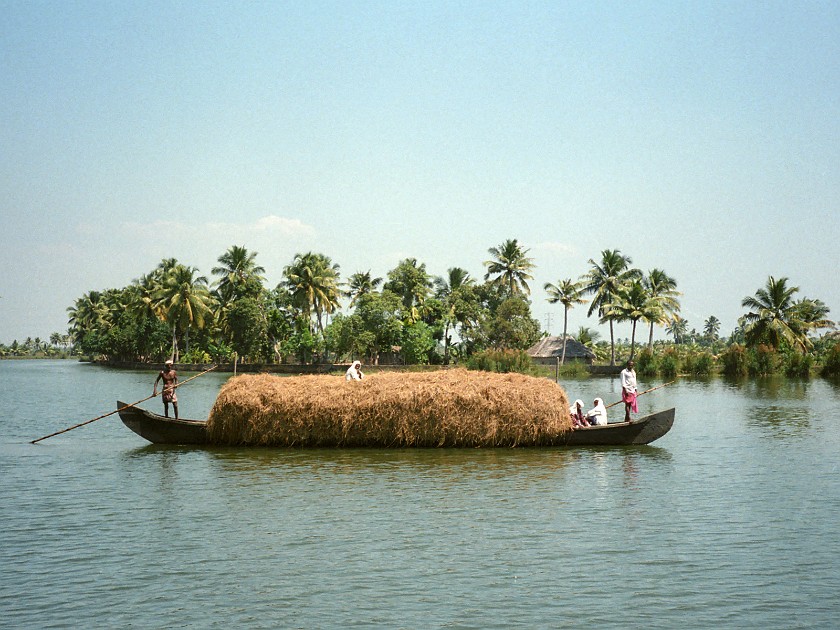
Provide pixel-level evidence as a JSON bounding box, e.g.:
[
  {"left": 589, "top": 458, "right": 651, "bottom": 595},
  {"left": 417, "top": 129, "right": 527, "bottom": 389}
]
[
  {"left": 345, "top": 360, "right": 364, "bottom": 381},
  {"left": 586, "top": 398, "right": 608, "bottom": 426}
]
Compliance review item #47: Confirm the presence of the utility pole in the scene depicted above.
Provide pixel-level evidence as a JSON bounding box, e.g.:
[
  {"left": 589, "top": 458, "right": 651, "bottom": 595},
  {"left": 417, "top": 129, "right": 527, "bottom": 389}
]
[{"left": 543, "top": 312, "right": 553, "bottom": 335}]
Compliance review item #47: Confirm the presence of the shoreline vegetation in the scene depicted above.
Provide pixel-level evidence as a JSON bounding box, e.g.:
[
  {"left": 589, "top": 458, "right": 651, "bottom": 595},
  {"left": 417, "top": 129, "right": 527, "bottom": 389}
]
[{"left": 3, "top": 242, "right": 838, "bottom": 379}]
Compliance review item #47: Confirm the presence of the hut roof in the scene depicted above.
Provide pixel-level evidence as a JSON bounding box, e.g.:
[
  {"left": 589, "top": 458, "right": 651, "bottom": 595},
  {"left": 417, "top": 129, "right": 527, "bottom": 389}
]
[{"left": 527, "top": 336, "right": 596, "bottom": 360}]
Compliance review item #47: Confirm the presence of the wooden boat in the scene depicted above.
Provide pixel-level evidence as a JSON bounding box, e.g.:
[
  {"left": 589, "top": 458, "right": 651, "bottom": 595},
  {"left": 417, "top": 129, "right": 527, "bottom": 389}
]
[
  {"left": 117, "top": 400, "right": 675, "bottom": 447},
  {"left": 117, "top": 401, "right": 207, "bottom": 445},
  {"left": 560, "top": 407, "right": 675, "bottom": 446}
]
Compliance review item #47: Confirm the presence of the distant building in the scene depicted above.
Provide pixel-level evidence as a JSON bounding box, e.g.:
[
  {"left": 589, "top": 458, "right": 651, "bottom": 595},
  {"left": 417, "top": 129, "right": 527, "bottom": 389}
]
[{"left": 527, "top": 336, "right": 596, "bottom": 365}]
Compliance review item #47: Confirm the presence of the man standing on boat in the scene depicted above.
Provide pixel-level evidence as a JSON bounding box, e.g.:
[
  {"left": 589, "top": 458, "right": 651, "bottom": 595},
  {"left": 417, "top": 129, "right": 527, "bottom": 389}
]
[
  {"left": 154, "top": 360, "right": 179, "bottom": 419},
  {"left": 620, "top": 360, "right": 637, "bottom": 423}
]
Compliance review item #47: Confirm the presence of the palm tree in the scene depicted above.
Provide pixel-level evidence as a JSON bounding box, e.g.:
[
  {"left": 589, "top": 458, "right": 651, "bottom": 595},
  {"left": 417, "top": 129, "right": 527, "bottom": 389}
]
[
  {"left": 383, "top": 258, "right": 433, "bottom": 322},
  {"left": 643, "top": 269, "right": 681, "bottom": 350},
  {"left": 283, "top": 252, "right": 342, "bottom": 334},
  {"left": 212, "top": 245, "right": 266, "bottom": 302},
  {"left": 704, "top": 316, "right": 721, "bottom": 341},
  {"left": 67, "top": 291, "right": 109, "bottom": 345},
  {"left": 434, "top": 267, "right": 478, "bottom": 364},
  {"left": 794, "top": 298, "right": 835, "bottom": 335},
  {"left": 666, "top": 315, "right": 689, "bottom": 344},
  {"left": 602, "top": 280, "right": 651, "bottom": 360},
  {"left": 576, "top": 326, "right": 601, "bottom": 348},
  {"left": 544, "top": 278, "right": 587, "bottom": 364},
  {"left": 484, "top": 239, "right": 535, "bottom": 297},
  {"left": 741, "top": 276, "right": 810, "bottom": 352},
  {"left": 581, "top": 249, "right": 641, "bottom": 365},
  {"left": 347, "top": 270, "right": 383, "bottom": 308},
  {"left": 127, "top": 273, "right": 163, "bottom": 322},
  {"left": 153, "top": 264, "right": 215, "bottom": 359}
]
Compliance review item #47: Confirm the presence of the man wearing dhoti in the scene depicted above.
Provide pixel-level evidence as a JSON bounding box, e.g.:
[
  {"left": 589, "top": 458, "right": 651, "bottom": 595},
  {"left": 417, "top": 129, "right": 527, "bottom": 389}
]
[
  {"left": 620, "top": 360, "right": 637, "bottom": 423},
  {"left": 154, "top": 359, "right": 179, "bottom": 418}
]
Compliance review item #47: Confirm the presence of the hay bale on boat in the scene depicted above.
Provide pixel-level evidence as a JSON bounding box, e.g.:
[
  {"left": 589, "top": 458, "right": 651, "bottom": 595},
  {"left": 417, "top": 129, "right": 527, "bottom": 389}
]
[{"left": 206, "top": 369, "right": 571, "bottom": 447}]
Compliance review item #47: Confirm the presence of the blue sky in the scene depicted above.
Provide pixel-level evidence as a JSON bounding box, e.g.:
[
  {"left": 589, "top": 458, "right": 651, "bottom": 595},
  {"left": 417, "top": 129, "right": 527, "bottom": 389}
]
[{"left": 2, "top": 1, "right": 838, "bottom": 343}]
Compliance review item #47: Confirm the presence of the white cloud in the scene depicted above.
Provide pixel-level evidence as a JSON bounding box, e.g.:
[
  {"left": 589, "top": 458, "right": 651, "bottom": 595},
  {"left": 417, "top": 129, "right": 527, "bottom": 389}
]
[
  {"left": 533, "top": 241, "right": 578, "bottom": 257},
  {"left": 206, "top": 215, "right": 316, "bottom": 238}
]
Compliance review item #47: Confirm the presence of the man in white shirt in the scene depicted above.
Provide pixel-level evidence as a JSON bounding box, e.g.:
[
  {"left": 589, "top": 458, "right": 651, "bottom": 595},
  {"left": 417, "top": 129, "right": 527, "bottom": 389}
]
[{"left": 620, "top": 360, "right": 637, "bottom": 423}]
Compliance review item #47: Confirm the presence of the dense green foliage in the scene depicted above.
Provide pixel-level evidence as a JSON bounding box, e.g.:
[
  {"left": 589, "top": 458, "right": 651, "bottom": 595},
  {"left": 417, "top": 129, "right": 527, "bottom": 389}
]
[{"left": 4, "top": 243, "right": 835, "bottom": 379}]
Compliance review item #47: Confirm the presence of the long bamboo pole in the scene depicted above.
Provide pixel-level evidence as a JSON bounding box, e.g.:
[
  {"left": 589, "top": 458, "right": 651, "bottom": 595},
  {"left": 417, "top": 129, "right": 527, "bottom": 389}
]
[
  {"left": 605, "top": 379, "right": 676, "bottom": 410},
  {"left": 31, "top": 365, "right": 218, "bottom": 444}
]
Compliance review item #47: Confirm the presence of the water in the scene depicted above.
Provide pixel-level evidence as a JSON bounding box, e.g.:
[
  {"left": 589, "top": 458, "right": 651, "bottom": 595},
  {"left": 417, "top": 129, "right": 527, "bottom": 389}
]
[{"left": 1, "top": 361, "right": 839, "bottom": 629}]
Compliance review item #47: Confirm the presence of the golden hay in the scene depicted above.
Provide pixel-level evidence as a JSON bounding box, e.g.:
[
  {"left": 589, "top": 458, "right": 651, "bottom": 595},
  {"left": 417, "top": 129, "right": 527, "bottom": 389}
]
[{"left": 206, "top": 369, "right": 571, "bottom": 447}]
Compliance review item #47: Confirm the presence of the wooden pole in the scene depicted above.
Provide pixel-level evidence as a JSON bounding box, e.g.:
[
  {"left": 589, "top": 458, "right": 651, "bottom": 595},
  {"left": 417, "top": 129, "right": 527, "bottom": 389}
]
[
  {"left": 605, "top": 380, "right": 676, "bottom": 410},
  {"left": 31, "top": 365, "right": 218, "bottom": 444}
]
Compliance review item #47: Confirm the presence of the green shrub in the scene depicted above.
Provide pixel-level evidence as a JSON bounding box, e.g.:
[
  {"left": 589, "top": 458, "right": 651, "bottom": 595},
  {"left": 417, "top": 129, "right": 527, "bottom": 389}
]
[
  {"left": 684, "top": 351, "right": 715, "bottom": 376},
  {"left": 635, "top": 348, "right": 658, "bottom": 377},
  {"left": 721, "top": 344, "right": 749, "bottom": 377},
  {"left": 748, "top": 344, "right": 777, "bottom": 376},
  {"left": 557, "top": 362, "right": 589, "bottom": 377},
  {"left": 783, "top": 352, "right": 813, "bottom": 378},
  {"left": 820, "top": 343, "right": 840, "bottom": 378},
  {"left": 659, "top": 349, "right": 679, "bottom": 378},
  {"left": 466, "top": 349, "right": 534, "bottom": 374},
  {"left": 181, "top": 349, "right": 212, "bottom": 364}
]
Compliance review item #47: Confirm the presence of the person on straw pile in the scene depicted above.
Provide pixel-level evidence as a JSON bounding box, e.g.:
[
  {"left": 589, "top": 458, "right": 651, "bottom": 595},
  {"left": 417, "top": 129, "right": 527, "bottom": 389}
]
[
  {"left": 345, "top": 360, "right": 364, "bottom": 381},
  {"left": 569, "top": 399, "right": 590, "bottom": 428},
  {"left": 586, "top": 397, "right": 608, "bottom": 426},
  {"left": 620, "top": 359, "right": 638, "bottom": 423},
  {"left": 154, "top": 359, "right": 179, "bottom": 418}
]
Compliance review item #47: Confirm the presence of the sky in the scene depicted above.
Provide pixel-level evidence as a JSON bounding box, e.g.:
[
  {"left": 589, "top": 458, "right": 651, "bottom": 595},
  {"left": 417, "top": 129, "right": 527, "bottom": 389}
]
[{"left": 2, "top": 0, "right": 838, "bottom": 344}]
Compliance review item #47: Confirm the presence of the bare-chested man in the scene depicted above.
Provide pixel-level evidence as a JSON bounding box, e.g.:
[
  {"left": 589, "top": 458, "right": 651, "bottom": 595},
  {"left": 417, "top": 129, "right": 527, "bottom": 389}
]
[{"left": 154, "top": 360, "right": 179, "bottom": 418}]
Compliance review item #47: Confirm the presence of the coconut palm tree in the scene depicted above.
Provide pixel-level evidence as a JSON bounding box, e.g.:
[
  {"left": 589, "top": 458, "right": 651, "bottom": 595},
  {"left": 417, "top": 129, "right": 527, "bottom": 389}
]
[
  {"left": 283, "top": 252, "right": 342, "bottom": 334},
  {"left": 602, "top": 279, "right": 652, "bottom": 360},
  {"left": 544, "top": 278, "right": 587, "bottom": 364},
  {"left": 484, "top": 239, "right": 535, "bottom": 297},
  {"left": 576, "top": 326, "right": 601, "bottom": 348},
  {"left": 581, "top": 249, "right": 641, "bottom": 365},
  {"left": 212, "top": 245, "right": 266, "bottom": 302},
  {"left": 741, "top": 276, "right": 810, "bottom": 352},
  {"left": 434, "top": 267, "right": 478, "bottom": 364},
  {"left": 347, "top": 270, "right": 383, "bottom": 308},
  {"left": 794, "top": 298, "right": 835, "bottom": 335},
  {"left": 704, "top": 316, "right": 721, "bottom": 341},
  {"left": 666, "top": 315, "right": 689, "bottom": 344},
  {"left": 153, "top": 264, "right": 215, "bottom": 359},
  {"left": 67, "top": 291, "right": 109, "bottom": 345},
  {"left": 383, "top": 258, "right": 433, "bottom": 323},
  {"left": 643, "top": 269, "right": 681, "bottom": 350}
]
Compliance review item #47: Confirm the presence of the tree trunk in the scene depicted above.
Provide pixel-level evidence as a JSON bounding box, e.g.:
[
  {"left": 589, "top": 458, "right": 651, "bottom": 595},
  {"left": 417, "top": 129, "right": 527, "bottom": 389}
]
[
  {"left": 171, "top": 326, "right": 179, "bottom": 362},
  {"left": 609, "top": 320, "right": 616, "bottom": 366},
  {"left": 648, "top": 322, "right": 654, "bottom": 351},
  {"left": 560, "top": 307, "right": 569, "bottom": 365}
]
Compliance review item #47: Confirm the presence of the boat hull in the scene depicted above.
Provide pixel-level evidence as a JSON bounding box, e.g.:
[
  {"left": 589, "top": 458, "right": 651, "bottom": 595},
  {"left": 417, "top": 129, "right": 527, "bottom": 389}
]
[
  {"left": 117, "top": 401, "right": 208, "bottom": 445},
  {"left": 560, "top": 407, "right": 675, "bottom": 446},
  {"left": 117, "top": 401, "right": 674, "bottom": 447}
]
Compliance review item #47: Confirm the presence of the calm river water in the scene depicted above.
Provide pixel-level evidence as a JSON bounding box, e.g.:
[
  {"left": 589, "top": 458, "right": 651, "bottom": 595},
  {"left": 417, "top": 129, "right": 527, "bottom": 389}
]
[{"left": 1, "top": 360, "right": 838, "bottom": 629}]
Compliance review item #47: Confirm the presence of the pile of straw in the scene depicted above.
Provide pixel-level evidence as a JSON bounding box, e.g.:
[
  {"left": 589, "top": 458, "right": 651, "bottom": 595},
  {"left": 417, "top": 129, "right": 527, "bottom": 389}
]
[{"left": 206, "top": 369, "right": 571, "bottom": 447}]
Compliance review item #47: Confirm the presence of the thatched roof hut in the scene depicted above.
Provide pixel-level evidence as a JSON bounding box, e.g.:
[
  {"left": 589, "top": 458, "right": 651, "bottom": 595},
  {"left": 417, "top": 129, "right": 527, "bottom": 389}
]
[
  {"left": 527, "top": 336, "right": 596, "bottom": 365},
  {"left": 206, "top": 369, "right": 571, "bottom": 447}
]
